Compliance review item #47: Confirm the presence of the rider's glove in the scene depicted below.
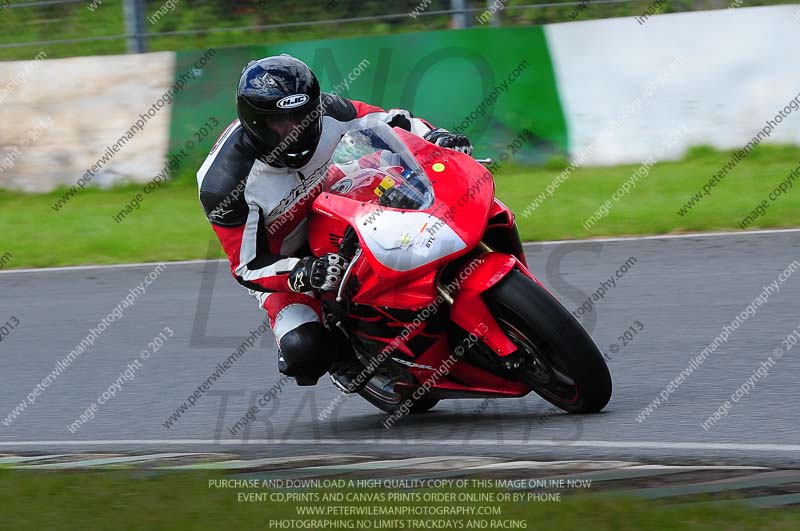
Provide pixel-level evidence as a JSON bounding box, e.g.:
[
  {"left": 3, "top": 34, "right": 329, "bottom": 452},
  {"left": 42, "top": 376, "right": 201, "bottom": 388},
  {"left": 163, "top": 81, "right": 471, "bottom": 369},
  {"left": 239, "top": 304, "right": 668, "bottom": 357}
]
[
  {"left": 288, "top": 254, "right": 349, "bottom": 293},
  {"left": 424, "top": 128, "right": 474, "bottom": 155}
]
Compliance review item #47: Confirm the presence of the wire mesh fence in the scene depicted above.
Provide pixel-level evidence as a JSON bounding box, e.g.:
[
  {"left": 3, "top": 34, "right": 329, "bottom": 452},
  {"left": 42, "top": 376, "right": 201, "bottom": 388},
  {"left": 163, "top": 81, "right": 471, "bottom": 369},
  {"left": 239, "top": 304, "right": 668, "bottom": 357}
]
[{"left": 0, "top": 0, "right": 791, "bottom": 60}]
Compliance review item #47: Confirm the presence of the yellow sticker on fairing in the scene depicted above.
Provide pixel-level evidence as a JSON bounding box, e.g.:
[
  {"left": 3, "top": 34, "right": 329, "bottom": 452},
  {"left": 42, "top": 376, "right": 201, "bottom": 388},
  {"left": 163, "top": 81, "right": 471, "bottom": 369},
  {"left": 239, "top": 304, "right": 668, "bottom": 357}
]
[
  {"left": 432, "top": 162, "right": 445, "bottom": 172},
  {"left": 373, "top": 175, "right": 396, "bottom": 197}
]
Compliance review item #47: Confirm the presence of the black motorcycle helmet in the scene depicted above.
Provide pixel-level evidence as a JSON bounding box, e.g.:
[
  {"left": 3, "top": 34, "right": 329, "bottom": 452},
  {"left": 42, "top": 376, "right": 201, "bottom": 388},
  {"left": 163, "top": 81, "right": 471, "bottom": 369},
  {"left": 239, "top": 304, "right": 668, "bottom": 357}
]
[{"left": 236, "top": 54, "right": 322, "bottom": 168}]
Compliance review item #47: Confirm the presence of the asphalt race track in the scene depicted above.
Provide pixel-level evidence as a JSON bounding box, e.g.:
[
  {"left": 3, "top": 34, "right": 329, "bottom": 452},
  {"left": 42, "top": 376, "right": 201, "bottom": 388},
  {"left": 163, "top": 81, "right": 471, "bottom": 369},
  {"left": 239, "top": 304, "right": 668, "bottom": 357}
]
[{"left": 1, "top": 229, "right": 799, "bottom": 466}]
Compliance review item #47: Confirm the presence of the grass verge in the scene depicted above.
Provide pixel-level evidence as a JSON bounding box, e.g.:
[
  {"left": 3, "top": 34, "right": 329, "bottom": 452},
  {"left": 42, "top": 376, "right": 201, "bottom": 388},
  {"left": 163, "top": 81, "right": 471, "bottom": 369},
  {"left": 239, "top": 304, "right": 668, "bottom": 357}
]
[
  {"left": 497, "top": 144, "right": 800, "bottom": 241},
  {"left": 1, "top": 470, "right": 799, "bottom": 530},
  {"left": 4, "top": 144, "right": 799, "bottom": 269}
]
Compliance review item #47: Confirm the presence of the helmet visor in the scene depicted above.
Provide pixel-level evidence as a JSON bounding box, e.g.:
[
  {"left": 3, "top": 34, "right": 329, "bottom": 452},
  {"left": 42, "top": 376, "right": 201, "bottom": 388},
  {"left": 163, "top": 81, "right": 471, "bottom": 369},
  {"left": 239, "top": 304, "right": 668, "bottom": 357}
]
[{"left": 245, "top": 104, "right": 321, "bottom": 167}]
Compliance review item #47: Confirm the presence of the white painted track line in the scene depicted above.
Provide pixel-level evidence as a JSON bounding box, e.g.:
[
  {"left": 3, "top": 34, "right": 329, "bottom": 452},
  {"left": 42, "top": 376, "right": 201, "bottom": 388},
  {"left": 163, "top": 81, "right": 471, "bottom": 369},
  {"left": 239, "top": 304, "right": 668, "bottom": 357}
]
[
  {"left": 4, "top": 439, "right": 800, "bottom": 453},
  {"left": 0, "top": 258, "right": 213, "bottom": 275},
  {"left": 0, "top": 454, "right": 73, "bottom": 464},
  {"left": 17, "top": 453, "right": 203, "bottom": 469},
  {"left": 524, "top": 227, "right": 800, "bottom": 246}
]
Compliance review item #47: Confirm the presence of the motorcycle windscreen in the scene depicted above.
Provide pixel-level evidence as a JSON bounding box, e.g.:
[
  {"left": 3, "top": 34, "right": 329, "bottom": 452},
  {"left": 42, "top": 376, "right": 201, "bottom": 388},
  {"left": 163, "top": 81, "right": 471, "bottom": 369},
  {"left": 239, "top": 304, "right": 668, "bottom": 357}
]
[{"left": 324, "top": 122, "right": 434, "bottom": 210}]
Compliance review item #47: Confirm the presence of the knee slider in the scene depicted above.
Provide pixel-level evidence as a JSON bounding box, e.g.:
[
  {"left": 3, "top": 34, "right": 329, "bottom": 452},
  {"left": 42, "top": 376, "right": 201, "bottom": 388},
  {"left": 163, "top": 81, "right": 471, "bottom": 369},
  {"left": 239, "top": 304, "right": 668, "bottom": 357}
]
[{"left": 278, "top": 322, "right": 338, "bottom": 385}]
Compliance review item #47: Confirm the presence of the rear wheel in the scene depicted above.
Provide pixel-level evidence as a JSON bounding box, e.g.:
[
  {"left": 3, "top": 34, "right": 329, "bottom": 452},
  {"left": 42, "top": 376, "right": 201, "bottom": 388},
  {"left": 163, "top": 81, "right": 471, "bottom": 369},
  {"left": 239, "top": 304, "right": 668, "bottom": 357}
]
[{"left": 483, "top": 270, "right": 612, "bottom": 413}]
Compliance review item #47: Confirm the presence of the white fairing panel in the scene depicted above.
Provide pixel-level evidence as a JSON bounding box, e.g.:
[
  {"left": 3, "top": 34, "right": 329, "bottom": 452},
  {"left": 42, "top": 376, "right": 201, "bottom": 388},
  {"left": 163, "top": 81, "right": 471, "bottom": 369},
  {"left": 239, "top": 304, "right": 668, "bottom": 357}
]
[{"left": 355, "top": 210, "right": 467, "bottom": 272}]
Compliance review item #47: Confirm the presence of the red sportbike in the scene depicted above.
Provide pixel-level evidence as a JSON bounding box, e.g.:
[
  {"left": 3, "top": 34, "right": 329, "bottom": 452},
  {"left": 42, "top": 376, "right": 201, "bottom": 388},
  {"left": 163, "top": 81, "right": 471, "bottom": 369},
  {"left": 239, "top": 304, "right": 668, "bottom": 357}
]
[{"left": 309, "top": 122, "right": 611, "bottom": 416}]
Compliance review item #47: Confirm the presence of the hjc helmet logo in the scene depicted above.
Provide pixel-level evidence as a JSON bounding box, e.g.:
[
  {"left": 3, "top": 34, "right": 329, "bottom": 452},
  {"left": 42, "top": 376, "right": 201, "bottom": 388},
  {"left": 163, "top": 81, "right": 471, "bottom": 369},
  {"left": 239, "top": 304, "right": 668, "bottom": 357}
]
[{"left": 276, "top": 94, "right": 310, "bottom": 109}]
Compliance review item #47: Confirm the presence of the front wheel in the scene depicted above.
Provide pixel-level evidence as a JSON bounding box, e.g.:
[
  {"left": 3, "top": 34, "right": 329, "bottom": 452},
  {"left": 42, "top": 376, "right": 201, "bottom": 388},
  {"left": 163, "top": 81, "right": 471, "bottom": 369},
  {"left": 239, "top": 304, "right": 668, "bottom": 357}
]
[{"left": 483, "top": 270, "right": 612, "bottom": 413}]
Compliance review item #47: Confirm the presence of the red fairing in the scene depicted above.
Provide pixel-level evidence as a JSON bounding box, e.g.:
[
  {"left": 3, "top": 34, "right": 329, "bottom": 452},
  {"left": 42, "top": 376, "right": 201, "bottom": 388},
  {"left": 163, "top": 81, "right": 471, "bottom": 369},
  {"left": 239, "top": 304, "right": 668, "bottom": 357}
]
[
  {"left": 396, "top": 128, "right": 494, "bottom": 252},
  {"left": 400, "top": 335, "right": 530, "bottom": 398},
  {"left": 450, "top": 253, "right": 519, "bottom": 356},
  {"left": 310, "top": 128, "right": 496, "bottom": 308},
  {"left": 488, "top": 198, "right": 528, "bottom": 268},
  {"left": 355, "top": 262, "right": 439, "bottom": 308},
  {"left": 488, "top": 199, "right": 513, "bottom": 227},
  {"left": 307, "top": 123, "right": 537, "bottom": 400}
]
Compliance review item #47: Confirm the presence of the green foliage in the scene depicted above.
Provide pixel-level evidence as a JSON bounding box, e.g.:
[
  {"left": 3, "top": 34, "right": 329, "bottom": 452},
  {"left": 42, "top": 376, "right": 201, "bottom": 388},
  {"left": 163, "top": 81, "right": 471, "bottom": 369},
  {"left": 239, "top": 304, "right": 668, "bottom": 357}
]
[{"left": 3, "top": 0, "right": 798, "bottom": 61}]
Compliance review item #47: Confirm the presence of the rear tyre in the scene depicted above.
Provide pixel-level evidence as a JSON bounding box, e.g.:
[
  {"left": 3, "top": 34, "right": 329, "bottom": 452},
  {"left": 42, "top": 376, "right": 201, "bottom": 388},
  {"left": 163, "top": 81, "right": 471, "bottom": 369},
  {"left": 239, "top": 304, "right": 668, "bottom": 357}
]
[{"left": 484, "top": 270, "right": 612, "bottom": 413}]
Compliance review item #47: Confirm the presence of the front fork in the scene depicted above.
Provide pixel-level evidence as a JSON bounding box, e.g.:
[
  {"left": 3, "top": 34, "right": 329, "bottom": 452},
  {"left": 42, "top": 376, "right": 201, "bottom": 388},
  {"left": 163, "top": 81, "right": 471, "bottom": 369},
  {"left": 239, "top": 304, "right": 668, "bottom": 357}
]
[{"left": 437, "top": 242, "right": 538, "bottom": 358}]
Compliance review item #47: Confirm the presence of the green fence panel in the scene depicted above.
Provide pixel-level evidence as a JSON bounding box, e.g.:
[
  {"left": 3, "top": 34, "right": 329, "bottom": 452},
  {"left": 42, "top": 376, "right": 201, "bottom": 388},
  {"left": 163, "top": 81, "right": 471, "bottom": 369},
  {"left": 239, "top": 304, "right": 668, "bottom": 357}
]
[{"left": 170, "top": 26, "right": 567, "bottom": 177}]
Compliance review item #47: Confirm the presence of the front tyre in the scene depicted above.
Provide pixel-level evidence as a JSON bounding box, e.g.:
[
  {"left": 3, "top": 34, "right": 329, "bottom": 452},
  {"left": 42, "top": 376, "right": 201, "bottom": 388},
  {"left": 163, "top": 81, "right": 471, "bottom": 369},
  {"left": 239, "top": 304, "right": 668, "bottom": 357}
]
[{"left": 484, "top": 270, "right": 612, "bottom": 413}]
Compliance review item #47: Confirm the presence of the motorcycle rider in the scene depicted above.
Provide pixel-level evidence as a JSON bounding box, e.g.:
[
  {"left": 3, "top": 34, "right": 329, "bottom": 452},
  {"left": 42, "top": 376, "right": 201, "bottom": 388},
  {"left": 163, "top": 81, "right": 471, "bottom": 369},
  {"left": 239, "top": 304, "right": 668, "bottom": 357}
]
[{"left": 197, "top": 54, "right": 473, "bottom": 386}]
